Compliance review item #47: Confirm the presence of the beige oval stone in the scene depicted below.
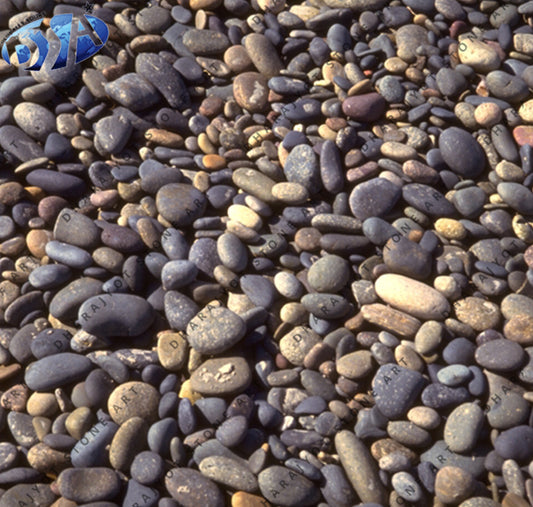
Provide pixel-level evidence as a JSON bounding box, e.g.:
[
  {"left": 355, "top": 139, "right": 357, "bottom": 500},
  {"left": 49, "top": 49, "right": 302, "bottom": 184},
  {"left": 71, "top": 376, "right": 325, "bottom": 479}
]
[
  {"left": 458, "top": 36, "right": 502, "bottom": 73},
  {"left": 435, "top": 466, "right": 475, "bottom": 504},
  {"left": 109, "top": 416, "right": 149, "bottom": 471},
  {"left": 454, "top": 297, "right": 501, "bottom": 331},
  {"left": 495, "top": 160, "right": 525, "bottom": 182},
  {"left": 435, "top": 218, "right": 466, "bottom": 240},
  {"left": 375, "top": 274, "right": 451, "bottom": 320},
  {"left": 380, "top": 142, "right": 417, "bottom": 162},
  {"left": 271, "top": 182, "right": 309, "bottom": 205},
  {"left": 279, "top": 326, "right": 321, "bottom": 366},
  {"left": 227, "top": 204, "right": 262, "bottom": 230},
  {"left": 407, "top": 406, "right": 440, "bottom": 430},
  {"left": 157, "top": 330, "right": 188, "bottom": 371},
  {"left": 474, "top": 102, "right": 502, "bottom": 127},
  {"left": 336, "top": 350, "right": 373, "bottom": 380},
  {"left": 107, "top": 381, "right": 160, "bottom": 425},
  {"left": 503, "top": 314, "right": 533, "bottom": 345},
  {"left": 519, "top": 99, "right": 533, "bottom": 123}
]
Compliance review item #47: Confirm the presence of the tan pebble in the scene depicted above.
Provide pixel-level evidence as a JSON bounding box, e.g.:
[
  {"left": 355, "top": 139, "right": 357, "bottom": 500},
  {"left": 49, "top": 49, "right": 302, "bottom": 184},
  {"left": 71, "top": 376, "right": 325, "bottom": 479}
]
[
  {"left": 27, "top": 392, "right": 59, "bottom": 417},
  {"left": 322, "top": 61, "right": 345, "bottom": 84},
  {"left": 145, "top": 128, "right": 183, "bottom": 148},
  {"left": 117, "top": 180, "right": 143, "bottom": 202},
  {"left": 26, "top": 229, "right": 53, "bottom": 258},
  {"left": 347, "top": 79, "right": 373, "bottom": 95},
  {"left": 380, "top": 141, "right": 417, "bottom": 162},
  {"left": 435, "top": 218, "right": 467, "bottom": 239},
  {"left": 271, "top": 182, "right": 309, "bottom": 205},
  {"left": 232, "top": 491, "right": 272, "bottom": 507},
  {"left": 193, "top": 171, "right": 210, "bottom": 192},
  {"left": 394, "top": 344, "right": 424, "bottom": 372},
  {"left": 198, "top": 132, "right": 217, "bottom": 154},
  {"left": 65, "top": 407, "right": 94, "bottom": 440},
  {"left": 189, "top": 0, "right": 222, "bottom": 10},
  {"left": 157, "top": 330, "right": 188, "bottom": 371},
  {"left": 495, "top": 160, "right": 525, "bottom": 182},
  {"left": 407, "top": 406, "right": 441, "bottom": 430},
  {"left": 228, "top": 204, "right": 262, "bottom": 230},
  {"left": 474, "top": 102, "right": 502, "bottom": 127},
  {"left": 435, "top": 466, "right": 474, "bottom": 504},
  {"left": 318, "top": 123, "right": 337, "bottom": 140},
  {"left": 90, "top": 189, "right": 119, "bottom": 208},
  {"left": 512, "top": 215, "right": 533, "bottom": 242},
  {"left": 224, "top": 45, "right": 253, "bottom": 73},
  {"left": 454, "top": 102, "right": 477, "bottom": 129},
  {"left": 384, "top": 57, "right": 408, "bottom": 73},
  {"left": 71, "top": 136, "right": 93, "bottom": 150},
  {"left": 433, "top": 275, "right": 461, "bottom": 300},
  {"left": 202, "top": 154, "right": 226, "bottom": 170}
]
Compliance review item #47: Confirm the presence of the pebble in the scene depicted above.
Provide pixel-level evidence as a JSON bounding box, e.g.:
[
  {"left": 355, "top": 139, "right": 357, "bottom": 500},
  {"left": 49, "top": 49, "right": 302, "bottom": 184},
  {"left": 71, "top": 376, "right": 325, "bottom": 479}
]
[
  {"left": 258, "top": 466, "right": 320, "bottom": 506},
  {"left": 165, "top": 468, "right": 224, "bottom": 506},
  {"left": 438, "top": 127, "right": 486, "bottom": 178},
  {"left": 186, "top": 306, "right": 246, "bottom": 354},
  {"left": 375, "top": 273, "right": 450, "bottom": 320},
  {"left": 57, "top": 467, "right": 120, "bottom": 503}
]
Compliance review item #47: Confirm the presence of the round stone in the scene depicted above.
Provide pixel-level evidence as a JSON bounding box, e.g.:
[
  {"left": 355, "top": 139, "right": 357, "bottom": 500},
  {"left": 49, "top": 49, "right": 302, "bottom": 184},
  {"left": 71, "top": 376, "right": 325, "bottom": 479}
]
[
  {"left": 107, "top": 382, "right": 160, "bottom": 425},
  {"left": 307, "top": 254, "right": 350, "bottom": 293},
  {"left": 156, "top": 183, "right": 207, "bottom": 227},
  {"left": 233, "top": 72, "right": 269, "bottom": 113},
  {"left": 78, "top": 294, "right": 155, "bottom": 337},
  {"left": 186, "top": 306, "right": 246, "bottom": 354}
]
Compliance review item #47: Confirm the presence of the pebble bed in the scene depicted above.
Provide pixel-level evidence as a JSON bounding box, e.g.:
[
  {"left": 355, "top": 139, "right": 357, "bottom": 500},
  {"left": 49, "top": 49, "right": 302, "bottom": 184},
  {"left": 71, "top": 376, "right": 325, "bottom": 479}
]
[{"left": 2, "top": 0, "right": 533, "bottom": 505}]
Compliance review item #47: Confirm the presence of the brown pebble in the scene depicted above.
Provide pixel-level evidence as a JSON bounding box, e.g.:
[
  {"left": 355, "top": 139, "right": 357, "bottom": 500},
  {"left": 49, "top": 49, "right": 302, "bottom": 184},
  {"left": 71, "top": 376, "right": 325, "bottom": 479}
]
[
  {"left": 0, "top": 383, "right": 29, "bottom": 411},
  {"left": 0, "top": 181, "right": 25, "bottom": 206},
  {"left": 435, "top": 466, "right": 474, "bottom": 504},
  {"left": 26, "top": 229, "right": 54, "bottom": 258}
]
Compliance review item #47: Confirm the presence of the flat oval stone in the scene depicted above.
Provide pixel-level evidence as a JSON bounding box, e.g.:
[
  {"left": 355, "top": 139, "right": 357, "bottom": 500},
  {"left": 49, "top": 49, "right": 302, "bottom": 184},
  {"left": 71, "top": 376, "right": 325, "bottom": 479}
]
[
  {"left": 284, "top": 144, "right": 321, "bottom": 195},
  {"left": 165, "top": 468, "right": 224, "bottom": 506},
  {"left": 28, "top": 264, "right": 71, "bottom": 290},
  {"left": 372, "top": 364, "right": 426, "bottom": 419},
  {"left": 233, "top": 72, "right": 269, "bottom": 113},
  {"left": 78, "top": 294, "right": 155, "bottom": 337},
  {"left": 244, "top": 33, "right": 284, "bottom": 78},
  {"left": 307, "top": 254, "right": 349, "bottom": 293},
  {"left": 45, "top": 240, "right": 93, "bottom": 270},
  {"left": 475, "top": 339, "right": 525, "bottom": 372},
  {"left": 156, "top": 183, "right": 207, "bottom": 227},
  {"left": 375, "top": 274, "right": 450, "bottom": 320},
  {"left": 53, "top": 208, "right": 100, "bottom": 249},
  {"left": 301, "top": 293, "right": 351, "bottom": 319},
  {"left": 258, "top": 466, "right": 320, "bottom": 506},
  {"left": 497, "top": 182, "right": 533, "bottom": 214},
  {"left": 342, "top": 93, "right": 386, "bottom": 122},
  {"left": 494, "top": 425, "right": 533, "bottom": 463},
  {"left": 349, "top": 178, "right": 401, "bottom": 220},
  {"left": 104, "top": 73, "right": 160, "bottom": 112},
  {"left": 190, "top": 356, "right": 251, "bottom": 396},
  {"left": 186, "top": 306, "right": 246, "bottom": 354},
  {"left": 164, "top": 291, "right": 199, "bottom": 331},
  {"left": 49, "top": 277, "right": 103, "bottom": 322},
  {"left": 439, "top": 127, "right": 486, "bottom": 178},
  {"left": 57, "top": 467, "right": 120, "bottom": 503},
  {"left": 402, "top": 183, "right": 456, "bottom": 217},
  {"left": 25, "top": 352, "right": 93, "bottom": 391},
  {"left": 108, "top": 381, "right": 160, "bottom": 425},
  {"left": 199, "top": 455, "right": 258, "bottom": 492},
  {"left": 335, "top": 431, "right": 388, "bottom": 505},
  {"left": 444, "top": 403, "right": 484, "bottom": 453},
  {"left": 183, "top": 28, "right": 230, "bottom": 55}
]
